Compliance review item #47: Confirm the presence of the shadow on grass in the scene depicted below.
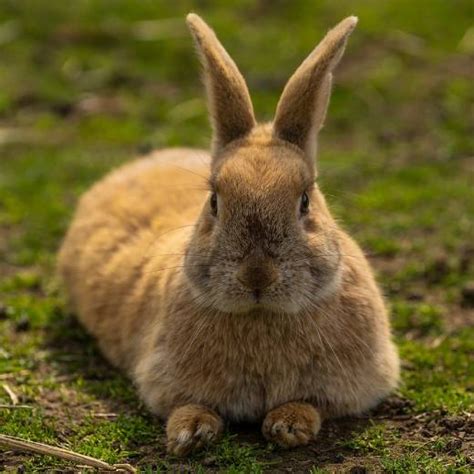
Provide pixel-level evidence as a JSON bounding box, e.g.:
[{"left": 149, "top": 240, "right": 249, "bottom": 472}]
[{"left": 44, "top": 312, "right": 146, "bottom": 411}]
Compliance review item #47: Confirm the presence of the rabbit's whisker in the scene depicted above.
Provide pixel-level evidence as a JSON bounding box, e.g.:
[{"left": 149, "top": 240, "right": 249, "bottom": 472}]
[
  {"left": 142, "top": 264, "right": 210, "bottom": 275},
  {"left": 168, "top": 164, "right": 210, "bottom": 184}
]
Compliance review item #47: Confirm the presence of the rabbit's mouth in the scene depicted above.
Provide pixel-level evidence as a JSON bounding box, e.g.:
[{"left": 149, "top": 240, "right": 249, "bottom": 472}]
[
  {"left": 219, "top": 258, "right": 343, "bottom": 315},
  {"left": 240, "top": 289, "right": 275, "bottom": 311},
  {"left": 251, "top": 289, "right": 263, "bottom": 304},
  {"left": 208, "top": 287, "right": 303, "bottom": 315}
]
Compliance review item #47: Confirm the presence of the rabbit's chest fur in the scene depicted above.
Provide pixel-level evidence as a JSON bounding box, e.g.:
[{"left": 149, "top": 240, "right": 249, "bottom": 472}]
[
  {"left": 135, "top": 275, "right": 394, "bottom": 422},
  {"left": 139, "top": 310, "right": 322, "bottom": 420},
  {"left": 173, "top": 313, "right": 319, "bottom": 419}
]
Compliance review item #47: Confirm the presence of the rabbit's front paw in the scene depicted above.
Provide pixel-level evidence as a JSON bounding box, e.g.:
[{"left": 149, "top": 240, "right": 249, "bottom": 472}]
[
  {"left": 262, "top": 402, "right": 321, "bottom": 448},
  {"left": 166, "top": 404, "right": 223, "bottom": 456}
]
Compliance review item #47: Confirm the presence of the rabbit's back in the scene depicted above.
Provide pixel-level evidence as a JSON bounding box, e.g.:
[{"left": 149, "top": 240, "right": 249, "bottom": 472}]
[{"left": 58, "top": 148, "right": 210, "bottom": 369}]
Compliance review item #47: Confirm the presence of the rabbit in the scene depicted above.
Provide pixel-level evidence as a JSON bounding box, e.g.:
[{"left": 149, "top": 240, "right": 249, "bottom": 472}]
[{"left": 58, "top": 13, "right": 400, "bottom": 456}]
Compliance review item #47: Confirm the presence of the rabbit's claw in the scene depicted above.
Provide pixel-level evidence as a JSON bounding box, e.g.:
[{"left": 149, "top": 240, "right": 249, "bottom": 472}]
[
  {"left": 262, "top": 402, "right": 321, "bottom": 448},
  {"left": 166, "top": 404, "right": 223, "bottom": 456}
]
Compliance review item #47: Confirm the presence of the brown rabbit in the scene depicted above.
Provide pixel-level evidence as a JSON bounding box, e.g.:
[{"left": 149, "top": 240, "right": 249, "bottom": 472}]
[{"left": 58, "top": 13, "right": 400, "bottom": 456}]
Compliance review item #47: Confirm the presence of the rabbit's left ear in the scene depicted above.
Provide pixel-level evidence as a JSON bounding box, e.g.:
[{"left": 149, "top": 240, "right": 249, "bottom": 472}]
[
  {"left": 273, "top": 17, "right": 358, "bottom": 164},
  {"left": 186, "top": 13, "right": 256, "bottom": 154}
]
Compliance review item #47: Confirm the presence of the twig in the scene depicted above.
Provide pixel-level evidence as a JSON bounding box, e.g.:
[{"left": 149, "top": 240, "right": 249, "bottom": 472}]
[
  {"left": 0, "top": 404, "right": 32, "bottom": 409},
  {"left": 93, "top": 412, "right": 119, "bottom": 418},
  {"left": 0, "top": 434, "right": 136, "bottom": 472},
  {"left": 2, "top": 383, "right": 19, "bottom": 405},
  {"left": 0, "top": 370, "right": 30, "bottom": 380}
]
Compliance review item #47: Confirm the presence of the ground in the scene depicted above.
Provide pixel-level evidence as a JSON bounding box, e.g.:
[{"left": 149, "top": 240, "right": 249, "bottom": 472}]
[{"left": 0, "top": 1, "right": 473, "bottom": 472}]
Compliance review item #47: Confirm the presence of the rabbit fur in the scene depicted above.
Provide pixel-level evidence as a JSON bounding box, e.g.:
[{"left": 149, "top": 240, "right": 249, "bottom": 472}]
[{"left": 58, "top": 13, "right": 399, "bottom": 455}]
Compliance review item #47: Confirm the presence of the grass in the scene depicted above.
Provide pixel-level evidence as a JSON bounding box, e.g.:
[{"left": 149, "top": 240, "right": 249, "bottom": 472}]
[{"left": 0, "top": 0, "right": 473, "bottom": 471}]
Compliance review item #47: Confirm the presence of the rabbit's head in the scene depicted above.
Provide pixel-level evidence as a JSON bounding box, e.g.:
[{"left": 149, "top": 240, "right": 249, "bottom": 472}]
[{"left": 185, "top": 14, "right": 357, "bottom": 314}]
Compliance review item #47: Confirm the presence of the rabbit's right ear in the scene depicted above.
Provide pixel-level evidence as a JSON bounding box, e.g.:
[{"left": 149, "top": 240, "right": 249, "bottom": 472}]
[
  {"left": 273, "top": 17, "right": 358, "bottom": 168},
  {"left": 186, "top": 14, "right": 256, "bottom": 155}
]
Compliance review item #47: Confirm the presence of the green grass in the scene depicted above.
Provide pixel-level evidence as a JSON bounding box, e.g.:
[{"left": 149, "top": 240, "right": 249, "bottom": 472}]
[{"left": 1, "top": 0, "right": 473, "bottom": 471}]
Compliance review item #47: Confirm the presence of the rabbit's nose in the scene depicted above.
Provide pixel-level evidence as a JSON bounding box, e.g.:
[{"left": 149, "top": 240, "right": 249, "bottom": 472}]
[{"left": 236, "top": 252, "right": 278, "bottom": 291}]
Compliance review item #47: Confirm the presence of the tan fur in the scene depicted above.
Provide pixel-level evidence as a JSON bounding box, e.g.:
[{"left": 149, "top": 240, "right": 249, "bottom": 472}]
[
  {"left": 58, "top": 14, "right": 399, "bottom": 455},
  {"left": 274, "top": 16, "right": 358, "bottom": 163},
  {"left": 187, "top": 13, "right": 256, "bottom": 153},
  {"left": 262, "top": 402, "right": 322, "bottom": 448},
  {"left": 166, "top": 404, "right": 223, "bottom": 456}
]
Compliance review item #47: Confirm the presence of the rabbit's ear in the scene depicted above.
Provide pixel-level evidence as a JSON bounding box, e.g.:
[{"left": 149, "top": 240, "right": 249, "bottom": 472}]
[
  {"left": 273, "top": 17, "right": 358, "bottom": 163},
  {"left": 186, "top": 13, "right": 256, "bottom": 153}
]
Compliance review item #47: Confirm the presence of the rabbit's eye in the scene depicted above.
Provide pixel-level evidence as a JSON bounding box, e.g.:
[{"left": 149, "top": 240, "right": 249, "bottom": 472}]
[
  {"left": 300, "top": 192, "right": 310, "bottom": 215},
  {"left": 210, "top": 192, "right": 218, "bottom": 216}
]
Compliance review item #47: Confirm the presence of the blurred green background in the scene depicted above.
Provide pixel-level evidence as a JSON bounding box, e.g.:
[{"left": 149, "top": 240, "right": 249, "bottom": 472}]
[{"left": 0, "top": 1, "right": 473, "bottom": 472}]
